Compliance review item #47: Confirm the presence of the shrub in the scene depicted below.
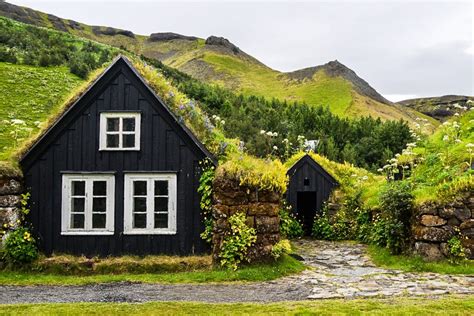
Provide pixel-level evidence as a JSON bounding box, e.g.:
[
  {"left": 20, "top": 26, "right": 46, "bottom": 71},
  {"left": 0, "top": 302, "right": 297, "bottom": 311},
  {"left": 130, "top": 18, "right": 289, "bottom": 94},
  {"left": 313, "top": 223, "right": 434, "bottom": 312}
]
[
  {"left": 374, "top": 181, "right": 414, "bottom": 254},
  {"left": 69, "top": 57, "right": 91, "bottom": 79},
  {"left": 311, "top": 207, "right": 335, "bottom": 240},
  {"left": 279, "top": 204, "right": 304, "bottom": 239},
  {"left": 198, "top": 158, "right": 215, "bottom": 243},
  {"left": 219, "top": 212, "right": 257, "bottom": 270},
  {"left": 271, "top": 239, "right": 292, "bottom": 260},
  {"left": 2, "top": 227, "right": 38, "bottom": 265},
  {"left": 447, "top": 236, "right": 466, "bottom": 264}
]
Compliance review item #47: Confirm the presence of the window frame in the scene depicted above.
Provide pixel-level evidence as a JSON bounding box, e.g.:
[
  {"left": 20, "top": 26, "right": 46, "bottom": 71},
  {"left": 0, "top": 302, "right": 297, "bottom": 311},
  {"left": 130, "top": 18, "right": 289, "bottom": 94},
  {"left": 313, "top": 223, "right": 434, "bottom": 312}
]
[
  {"left": 61, "top": 174, "right": 115, "bottom": 235},
  {"left": 99, "top": 112, "right": 141, "bottom": 151},
  {"left": 123, "top": 173, "right": 177, "bottom": 235}
]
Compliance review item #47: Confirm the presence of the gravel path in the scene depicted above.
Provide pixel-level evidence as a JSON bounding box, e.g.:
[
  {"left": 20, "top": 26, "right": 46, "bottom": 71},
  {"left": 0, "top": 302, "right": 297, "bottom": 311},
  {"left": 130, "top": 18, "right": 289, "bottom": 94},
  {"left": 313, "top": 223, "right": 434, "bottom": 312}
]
[{"left": 1, "top": 239, "right": 473, "bottom": 304}]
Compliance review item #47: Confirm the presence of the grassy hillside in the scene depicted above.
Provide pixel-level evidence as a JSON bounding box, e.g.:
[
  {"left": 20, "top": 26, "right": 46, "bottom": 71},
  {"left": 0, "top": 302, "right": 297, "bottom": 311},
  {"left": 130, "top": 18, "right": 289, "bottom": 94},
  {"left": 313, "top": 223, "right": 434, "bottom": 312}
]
[
  {"left": 0, "top": 1, "right": 435, "bottom": 127},
  {"left": 0, "top": 63, "right": 83, "bottom": 165},
  {"left": 364, "top": 109, "right": 474, "bottom": 207}
]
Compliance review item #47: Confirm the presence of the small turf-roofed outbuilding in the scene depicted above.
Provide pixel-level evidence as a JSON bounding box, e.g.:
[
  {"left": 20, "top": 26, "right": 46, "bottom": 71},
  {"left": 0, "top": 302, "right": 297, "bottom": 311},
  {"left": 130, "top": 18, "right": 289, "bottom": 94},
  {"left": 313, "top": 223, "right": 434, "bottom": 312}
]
[
  {"left": 286, "top": 154, "right": 338, "bottom": 233},
  {"left": 20, "top": 56, "right": 216, "bottom": 256}
]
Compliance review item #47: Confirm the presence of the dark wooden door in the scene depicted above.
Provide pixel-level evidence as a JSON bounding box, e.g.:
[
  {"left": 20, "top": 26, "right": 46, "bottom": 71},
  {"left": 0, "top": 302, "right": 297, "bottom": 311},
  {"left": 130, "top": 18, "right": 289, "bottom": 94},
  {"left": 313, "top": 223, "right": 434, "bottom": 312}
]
[{"left": 296, "top": 191, "right": 317, "bottom": 234}]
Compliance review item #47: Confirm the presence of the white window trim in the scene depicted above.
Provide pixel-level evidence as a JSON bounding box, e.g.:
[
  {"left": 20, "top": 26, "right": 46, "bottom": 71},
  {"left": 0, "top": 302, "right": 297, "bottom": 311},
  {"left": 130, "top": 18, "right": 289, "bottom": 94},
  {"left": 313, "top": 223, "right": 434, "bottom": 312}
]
[
  {"left": 99, "top": 112, "right": 141, "bottom": 151},
  {"left": 61, "top": 174, "right": 115, "bottom": 235},
  {"left": 124, "top": 173, "right": 177, "bottom": 235}
]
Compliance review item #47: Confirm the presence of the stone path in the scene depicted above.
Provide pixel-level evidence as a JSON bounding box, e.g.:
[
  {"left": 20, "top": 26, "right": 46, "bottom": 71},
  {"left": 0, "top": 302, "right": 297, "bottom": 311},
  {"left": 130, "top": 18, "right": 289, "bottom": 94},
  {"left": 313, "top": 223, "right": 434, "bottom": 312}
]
[
  {"left": 1, "top": 239, "right": 473, "bottom": 304},
  {"left": 291, "top": 240, "right": 473, "bottom": 299}
]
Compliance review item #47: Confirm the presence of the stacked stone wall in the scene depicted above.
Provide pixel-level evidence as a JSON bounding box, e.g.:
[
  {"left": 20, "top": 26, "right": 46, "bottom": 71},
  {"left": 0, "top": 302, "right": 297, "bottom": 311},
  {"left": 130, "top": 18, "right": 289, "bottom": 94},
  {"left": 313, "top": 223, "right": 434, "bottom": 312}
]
[
  {"left": 212, "top": 177, "right": 281, "bottom": 263},
  {"left": 0, "top": 175, "right": 23, "bottom": 240},
  {"left": 413, "top": 192, "right": 473, "bottom": 260}
]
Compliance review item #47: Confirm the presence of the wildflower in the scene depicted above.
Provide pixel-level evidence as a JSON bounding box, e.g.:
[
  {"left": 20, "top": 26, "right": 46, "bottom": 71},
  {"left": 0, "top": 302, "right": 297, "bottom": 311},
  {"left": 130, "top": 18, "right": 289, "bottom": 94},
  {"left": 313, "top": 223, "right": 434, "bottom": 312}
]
[
  {"left": 273, "top": 132, "right": 278, "bottom": 137},
  {"left": 454, "top": 113, "right": 460, "bottom": 116},
  {"left": 282, "top": 138, "right": 289, "bottom": 143},
  {"left": 221, "top": 120, "right": 225, "bottom": 125},
  {"left": 361, "top": 176, "right": 368, "bottom": 181},
  {"left": 455, "top": 139, "right": 461, "bottom": 143},
  {"left": 443, "top": 135, "right": 449, "bottom": 142},
  {"left": 377, "top": 168, "right": 383, "bottom": 172},
  {"left": 466, "top": 143, "right": 474, "bottom": 148},
  {"left": 260, "top": 130, "right": 266, "bottom": 134},
  {"left": 266, "top": 131, "right": 273, "bottom": 136},
  {"left": 11, "top": 119, "right": 25, "bottom": 125},
  {"left": 272, "top": 145, "right": 278, "bottom": 150}
]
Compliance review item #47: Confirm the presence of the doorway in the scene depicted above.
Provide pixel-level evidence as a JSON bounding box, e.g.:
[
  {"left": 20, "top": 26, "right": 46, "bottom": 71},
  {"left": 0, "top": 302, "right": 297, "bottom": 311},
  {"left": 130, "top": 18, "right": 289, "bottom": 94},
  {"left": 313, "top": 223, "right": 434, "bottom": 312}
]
[{"left": 296, "top": 191, "right": 317, "bottom": 234}]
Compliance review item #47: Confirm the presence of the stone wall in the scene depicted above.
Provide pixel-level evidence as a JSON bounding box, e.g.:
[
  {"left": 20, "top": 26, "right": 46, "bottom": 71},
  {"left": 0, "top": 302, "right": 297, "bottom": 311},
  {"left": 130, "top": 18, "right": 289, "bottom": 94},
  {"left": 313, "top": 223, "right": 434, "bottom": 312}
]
[
  {"left": 212, "top": 176, "right": 281, "bottom": 263},
  {"left": 0, "top": 175, "right": 23, "bottom": 239},
  {"left": 412, "top": 191, "right": 473, "bottom": 260}
]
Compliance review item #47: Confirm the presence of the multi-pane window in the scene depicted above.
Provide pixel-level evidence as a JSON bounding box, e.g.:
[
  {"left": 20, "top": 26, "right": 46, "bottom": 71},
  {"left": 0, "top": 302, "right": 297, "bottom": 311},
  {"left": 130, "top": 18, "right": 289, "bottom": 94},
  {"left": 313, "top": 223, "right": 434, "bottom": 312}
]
[
  {"left": 99, "top": 113, "right": 141, "bottom": 150},
  {"left": 62, "top": 174, "right": 115, "bottom": 234},
  {"left": 124, "top": 174, "right": 177, "bottom": 234}
]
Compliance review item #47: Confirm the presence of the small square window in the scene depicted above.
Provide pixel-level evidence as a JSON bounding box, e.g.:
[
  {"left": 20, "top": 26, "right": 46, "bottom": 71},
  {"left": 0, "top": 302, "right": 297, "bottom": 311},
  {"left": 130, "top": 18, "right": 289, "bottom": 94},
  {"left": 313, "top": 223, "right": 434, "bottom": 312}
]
[
  {"left": 155, "top": 181, "right": 168, "bottom": 196},
  {"left": 106, "top": 118, "right": 120, "bottom": 132},
  {"left": 100, "top": 113, "right": 140, "bottom": 151}
]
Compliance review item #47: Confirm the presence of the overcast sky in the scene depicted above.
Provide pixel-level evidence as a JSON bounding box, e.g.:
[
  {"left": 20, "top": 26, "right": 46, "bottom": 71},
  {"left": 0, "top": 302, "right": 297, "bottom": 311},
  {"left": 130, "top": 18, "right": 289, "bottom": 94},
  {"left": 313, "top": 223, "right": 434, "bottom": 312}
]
[{"left": 8, "top": 0, "right": 474, "bottom": 101}]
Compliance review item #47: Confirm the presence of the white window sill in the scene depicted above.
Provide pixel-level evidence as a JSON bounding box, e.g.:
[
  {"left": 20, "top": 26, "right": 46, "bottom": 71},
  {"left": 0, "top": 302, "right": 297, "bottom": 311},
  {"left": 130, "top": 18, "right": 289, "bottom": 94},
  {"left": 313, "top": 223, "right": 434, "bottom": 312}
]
[
  {"left": 61, "top": 231, "right": 114, "bottom": 236},
  {"left": 123, "top": 230, "right": 177, "bottom": 235},
  {"left": 98, "top": 148, "right": 140, "bottom": 151}
]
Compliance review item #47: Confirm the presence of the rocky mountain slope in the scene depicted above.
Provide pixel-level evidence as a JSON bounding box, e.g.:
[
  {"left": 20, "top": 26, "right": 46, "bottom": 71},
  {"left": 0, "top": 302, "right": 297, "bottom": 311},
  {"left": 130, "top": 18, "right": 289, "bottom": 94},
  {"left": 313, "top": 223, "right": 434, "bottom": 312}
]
[
  {"left": 0, "top": 0, "right": 433, "bottom": 126},
  {"left": 398, "top": 95, "right": 474, "bottom": 121}
]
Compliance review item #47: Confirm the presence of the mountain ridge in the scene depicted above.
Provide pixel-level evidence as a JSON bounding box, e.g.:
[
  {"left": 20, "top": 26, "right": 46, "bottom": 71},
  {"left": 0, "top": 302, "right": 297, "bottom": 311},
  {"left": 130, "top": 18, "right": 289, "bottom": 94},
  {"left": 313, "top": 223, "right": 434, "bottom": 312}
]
[{"left": 0, "top": 0, "right": 435, "bottom": 127}]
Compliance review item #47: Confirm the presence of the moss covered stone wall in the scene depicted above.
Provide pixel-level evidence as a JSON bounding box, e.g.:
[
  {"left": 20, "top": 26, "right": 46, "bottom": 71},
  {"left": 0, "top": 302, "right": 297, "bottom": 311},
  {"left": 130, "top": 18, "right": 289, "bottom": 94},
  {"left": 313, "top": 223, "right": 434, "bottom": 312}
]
[
  {"left": 212, "top": 176, "right": 281, "bottom": 263},
  {"left": 413, "top": 191, "right": 473, "bottom": 260}
]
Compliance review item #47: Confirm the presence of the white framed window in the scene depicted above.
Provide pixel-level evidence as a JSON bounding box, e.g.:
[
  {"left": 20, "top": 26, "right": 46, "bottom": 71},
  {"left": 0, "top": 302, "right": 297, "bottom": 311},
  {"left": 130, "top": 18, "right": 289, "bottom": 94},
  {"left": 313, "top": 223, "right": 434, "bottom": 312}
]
[
  {"left": 61, "top": 174, "right": 115, "bottom": 235},
  {"left": 99, "top": 112, "right": 141, "bottom": 150},
  {"left": 124, "top": 173, "right": 177, "bottom": 235}
]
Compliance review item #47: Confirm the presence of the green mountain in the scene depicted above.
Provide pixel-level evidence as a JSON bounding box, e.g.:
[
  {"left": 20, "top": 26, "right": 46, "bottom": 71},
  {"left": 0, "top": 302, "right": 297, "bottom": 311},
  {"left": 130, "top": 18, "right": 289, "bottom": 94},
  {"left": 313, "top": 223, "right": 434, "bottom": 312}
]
[{"left": 0, "top": 0, "right": 434, "bottom": 127}]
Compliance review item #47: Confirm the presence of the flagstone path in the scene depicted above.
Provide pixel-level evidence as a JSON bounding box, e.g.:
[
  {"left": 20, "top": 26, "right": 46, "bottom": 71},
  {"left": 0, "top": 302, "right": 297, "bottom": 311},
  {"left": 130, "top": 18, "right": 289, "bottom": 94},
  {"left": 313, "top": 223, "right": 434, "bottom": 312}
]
[{"left": 1, "top": 239, "right": 473, "bottom": 304}]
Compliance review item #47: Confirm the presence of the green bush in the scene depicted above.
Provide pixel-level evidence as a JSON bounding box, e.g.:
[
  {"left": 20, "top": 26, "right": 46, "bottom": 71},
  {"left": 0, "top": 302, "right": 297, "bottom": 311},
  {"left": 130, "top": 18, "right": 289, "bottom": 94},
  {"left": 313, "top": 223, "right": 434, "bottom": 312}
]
[
  {"left": 311, "top": 207, "right": 335, "bottom": 240},
  {"left": 373, "top": 181, "right": 414, "bottom": 254},
  {"left": 447, "top": 236, "right": 466, "bottom": 264},
  {"left": 219, "top": 212, "right": 257, "bottom": 270},
  {"left": 271, "top": 239, "right": 292, "bottom": 260},
  {"left": 198, "top": 159, "right": 215, "bottom": 243},
  {"left": 279, "top": 204, "right": 304, "bottom": 239},
  {"left": 2, "top": 227, "right": 38, "bottom": 265}
]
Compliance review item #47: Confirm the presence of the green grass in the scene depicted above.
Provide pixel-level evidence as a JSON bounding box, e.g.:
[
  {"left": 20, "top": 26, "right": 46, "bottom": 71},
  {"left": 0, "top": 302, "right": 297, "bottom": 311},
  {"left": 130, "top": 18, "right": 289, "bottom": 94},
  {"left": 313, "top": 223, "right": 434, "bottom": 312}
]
[
  {"left": 1, "top": 296, "right": 473, "bottom": 315},
  {"left": 201, "top": 52, "right": 354, "bottom": 116},
  {"left": 368, "top": 245, "right": 474, "bottom": 274},
  {"left": 0, "top": 62, "right": 83, "bottom": 163},
  {"left": 0, "top": 254, "right": 305, "bottom": 286}
]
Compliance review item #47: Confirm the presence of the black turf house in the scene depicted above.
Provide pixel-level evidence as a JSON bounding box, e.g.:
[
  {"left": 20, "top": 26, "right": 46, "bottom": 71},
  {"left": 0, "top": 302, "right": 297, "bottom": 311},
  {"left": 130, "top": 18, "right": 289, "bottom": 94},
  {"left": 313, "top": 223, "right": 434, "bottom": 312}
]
[
  {"left": 20, "top": 56, "right": 216, "bottom": 256},
  {"left": 286, "top": 154, "right": 339, "bottom": 233}
]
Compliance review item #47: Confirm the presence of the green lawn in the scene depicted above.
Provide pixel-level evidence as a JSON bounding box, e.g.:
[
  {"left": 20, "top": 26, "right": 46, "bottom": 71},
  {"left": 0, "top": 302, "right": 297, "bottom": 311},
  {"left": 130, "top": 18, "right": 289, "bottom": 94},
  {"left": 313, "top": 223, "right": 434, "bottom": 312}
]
[
  {"left": 368, "top": 245, "right": 474, "bottom": 274},
  {"left": 1, "top": 296, "right": 473, "bottom": 315},
  {"left": 0, "top": 62, "right": 83, "bottom": 165},
  {"left": 0, "top": 255, "right": 305, "bottom": 286}
]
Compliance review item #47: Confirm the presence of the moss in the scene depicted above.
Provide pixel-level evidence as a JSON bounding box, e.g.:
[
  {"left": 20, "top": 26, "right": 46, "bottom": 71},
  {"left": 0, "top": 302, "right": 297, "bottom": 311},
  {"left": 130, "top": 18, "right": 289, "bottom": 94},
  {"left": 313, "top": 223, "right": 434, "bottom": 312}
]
[{"left": 216, "top": 152, "right": 287, "bottom": 193}]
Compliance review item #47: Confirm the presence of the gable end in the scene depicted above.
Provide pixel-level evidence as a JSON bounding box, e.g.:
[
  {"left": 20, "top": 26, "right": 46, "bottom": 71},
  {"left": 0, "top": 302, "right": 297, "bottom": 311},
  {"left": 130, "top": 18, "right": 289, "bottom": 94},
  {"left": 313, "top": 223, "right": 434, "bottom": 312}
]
[{"left": 20, "top": 56, "right": 216, "bottom": 170}]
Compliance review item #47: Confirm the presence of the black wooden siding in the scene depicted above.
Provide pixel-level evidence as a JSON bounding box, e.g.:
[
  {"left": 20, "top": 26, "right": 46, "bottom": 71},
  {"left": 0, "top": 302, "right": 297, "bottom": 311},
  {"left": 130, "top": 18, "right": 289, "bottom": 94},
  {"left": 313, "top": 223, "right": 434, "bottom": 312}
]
[
  {"left": 286, "top": 155, "right": 338, "bottom": 217},
  {"left": 21, "top": 58, "right": 210, "bottom": 256}
]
